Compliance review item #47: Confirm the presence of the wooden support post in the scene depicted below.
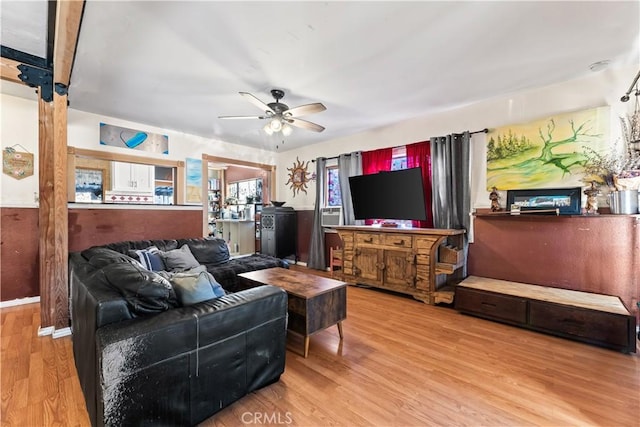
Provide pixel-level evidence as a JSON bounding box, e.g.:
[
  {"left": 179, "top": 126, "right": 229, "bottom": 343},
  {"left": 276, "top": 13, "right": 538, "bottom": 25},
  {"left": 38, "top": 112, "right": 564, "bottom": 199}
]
[
  {"left": 38, "top": 93, "right": 54, "bottom": 330},
  {"left": 37, "top": 89, "right": 69, "bottom": 332},
  {"left": 53, "top": 91, "right": 69, "bottom": 330}
]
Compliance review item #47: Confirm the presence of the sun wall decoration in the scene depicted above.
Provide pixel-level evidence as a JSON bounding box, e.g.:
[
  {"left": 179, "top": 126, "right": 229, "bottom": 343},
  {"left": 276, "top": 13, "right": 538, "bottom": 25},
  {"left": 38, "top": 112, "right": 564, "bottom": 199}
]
[{"left": 286, "top": 157, "right": 312, "bottom": 196}]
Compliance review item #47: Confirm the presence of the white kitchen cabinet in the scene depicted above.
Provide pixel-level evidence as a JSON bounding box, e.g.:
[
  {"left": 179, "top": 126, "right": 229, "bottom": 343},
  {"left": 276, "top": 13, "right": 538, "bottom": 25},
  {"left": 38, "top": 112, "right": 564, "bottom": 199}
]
[{"left": 111, "top": 162, "right": 154, "bottom": 193}]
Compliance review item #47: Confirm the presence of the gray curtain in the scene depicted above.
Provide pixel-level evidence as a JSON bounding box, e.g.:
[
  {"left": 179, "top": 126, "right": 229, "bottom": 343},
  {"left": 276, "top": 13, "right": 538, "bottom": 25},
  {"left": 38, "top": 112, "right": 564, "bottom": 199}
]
[
  {"left": 338, "top": 152, "right": 363, "bottom": 225},
  {"left": 307, "top": 157, "right": 327, "bottom": 270},
  {"left": 430, "top": 132, "right": 471, "bottom": 274}
]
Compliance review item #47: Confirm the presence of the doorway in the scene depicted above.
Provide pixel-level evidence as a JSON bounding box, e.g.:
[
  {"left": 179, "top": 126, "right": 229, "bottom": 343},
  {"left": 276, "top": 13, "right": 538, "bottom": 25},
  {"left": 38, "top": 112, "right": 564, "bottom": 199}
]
[{"left": 202, "top": 155, "right": 276, "bottom": 255}]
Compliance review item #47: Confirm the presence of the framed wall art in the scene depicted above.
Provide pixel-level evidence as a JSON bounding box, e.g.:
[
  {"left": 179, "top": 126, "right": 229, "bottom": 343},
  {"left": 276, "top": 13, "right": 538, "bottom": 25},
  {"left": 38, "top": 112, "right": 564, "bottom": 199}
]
[
  {"left": 100, "top": 123, "right": 169, "bottom": 154},
  {"left": 486, "top": 106, "right": 610, "bottom": 190},
  {"left": 506, "top": 187, "right": 582, "bottom": 215},
  {"left": 185, "top": 158, "right": 203, "bottom": 204}
]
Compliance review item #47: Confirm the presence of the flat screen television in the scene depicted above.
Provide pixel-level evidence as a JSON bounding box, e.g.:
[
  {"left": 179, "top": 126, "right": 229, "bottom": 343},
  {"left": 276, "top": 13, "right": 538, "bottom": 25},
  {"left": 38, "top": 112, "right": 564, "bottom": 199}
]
[{"left": 349, "top": 167, "right": 427, "bottom": 221}]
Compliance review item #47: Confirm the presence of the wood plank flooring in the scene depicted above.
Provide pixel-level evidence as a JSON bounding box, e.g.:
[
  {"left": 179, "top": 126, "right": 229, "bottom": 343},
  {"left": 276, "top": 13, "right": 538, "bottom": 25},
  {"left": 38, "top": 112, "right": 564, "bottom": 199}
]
[{"left": 2, "top": 265, "right": 638, "bottom": 426}]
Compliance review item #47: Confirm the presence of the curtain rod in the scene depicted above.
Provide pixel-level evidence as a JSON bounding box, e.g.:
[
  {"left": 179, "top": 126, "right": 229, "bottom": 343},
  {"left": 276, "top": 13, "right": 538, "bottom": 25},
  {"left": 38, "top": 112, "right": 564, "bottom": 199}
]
[
  {"left": 312, "top": 128, "right": 489, "bottom": 162},
  {"left": 312, "top": 153, "right": 355, "bottom": 162},
  {"left": 470, "top": 128, "right": 489, "bottom": 135},
  {"left": 620, "top": 68, "right": 640, "bottom": 102}
]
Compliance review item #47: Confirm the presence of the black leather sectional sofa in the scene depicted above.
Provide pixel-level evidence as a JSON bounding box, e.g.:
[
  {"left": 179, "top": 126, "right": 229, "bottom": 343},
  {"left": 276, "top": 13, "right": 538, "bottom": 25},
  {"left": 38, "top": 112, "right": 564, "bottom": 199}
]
[{"left": 69, "top": 237, "right": 289, "bottom": 426}]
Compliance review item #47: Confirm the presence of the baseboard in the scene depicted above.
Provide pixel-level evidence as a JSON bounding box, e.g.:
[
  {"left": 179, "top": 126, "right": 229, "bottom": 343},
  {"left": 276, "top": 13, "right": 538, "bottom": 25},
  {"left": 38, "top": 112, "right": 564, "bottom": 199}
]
[
  {"left": 37, "top": 325, "right": 72, "bottom": 339},
  {"left": 295, "top": 261, "right": 307, "bottom": 267},
  {"left": 52, "top": 327, "right": 72, "bottom": 339},
  {"left": 0, "top": 296, "right": 40, "bottom": 309},
  {"left": 38, "top": 326, "right": 54, "bottom": 336}
]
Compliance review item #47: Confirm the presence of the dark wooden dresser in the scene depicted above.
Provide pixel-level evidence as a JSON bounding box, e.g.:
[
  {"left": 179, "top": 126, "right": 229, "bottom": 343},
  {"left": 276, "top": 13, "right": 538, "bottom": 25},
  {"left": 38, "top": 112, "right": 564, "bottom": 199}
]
[{"left": 455, "top": 276, "right": 637, "bottom": 353}]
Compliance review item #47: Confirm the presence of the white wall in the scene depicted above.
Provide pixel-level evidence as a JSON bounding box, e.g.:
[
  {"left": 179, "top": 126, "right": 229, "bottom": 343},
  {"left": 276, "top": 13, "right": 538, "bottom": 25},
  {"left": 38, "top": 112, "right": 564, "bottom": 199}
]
[
  {"left": 0, "top": 90, "right": 278, "bottom": 207},
  {"left": 2, "top": 64, "right": 637, "bottom": 210},
  {"left": 1, "top": 93, "right": 40, "bottom": 207},
  {"left": 276, "top": 65, "right": 636, "bottom": 211}
]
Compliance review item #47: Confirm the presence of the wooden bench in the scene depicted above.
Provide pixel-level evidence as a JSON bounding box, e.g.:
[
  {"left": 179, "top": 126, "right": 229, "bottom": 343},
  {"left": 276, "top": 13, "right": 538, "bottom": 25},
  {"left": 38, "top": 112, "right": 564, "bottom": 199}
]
[{"left": 455, "top": 276, "right": 637, "bottom": 353}]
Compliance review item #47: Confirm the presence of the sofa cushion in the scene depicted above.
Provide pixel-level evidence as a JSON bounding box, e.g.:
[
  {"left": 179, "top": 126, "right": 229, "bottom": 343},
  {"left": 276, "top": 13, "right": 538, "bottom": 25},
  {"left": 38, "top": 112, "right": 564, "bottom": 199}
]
[
  {"left": 82, "top": 247, "right": 144, "bottom": 269},
  {"left": 168, "top": 267, "right": 226, "bottom": 306},
  {"left": 206, "top": 254, "right": 289, "bottom": 292},
  {"left": 128, "top": 246, "right": 166, "bottom": 272},
  {"left": 100, "top": 262, "right": 178, "bottom": 315},
  {"left": 159, "top": 244, "right": 201, "bottom": 271},
  {"left": 178, "top": 238, "right": 230, "bottom": 266},
  {"left": 103, "top": 239, "right": 179, "bottom": 255}
]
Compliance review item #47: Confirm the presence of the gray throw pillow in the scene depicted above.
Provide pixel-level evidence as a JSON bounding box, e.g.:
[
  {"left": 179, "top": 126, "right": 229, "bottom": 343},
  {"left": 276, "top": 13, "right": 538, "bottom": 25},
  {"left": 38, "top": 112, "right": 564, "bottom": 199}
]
[
  {"left": 170, "top": 267, "right": 226, "bottom": 306},
  {"left": 159, "top": 244, "right": 201, "bottom": 271}
]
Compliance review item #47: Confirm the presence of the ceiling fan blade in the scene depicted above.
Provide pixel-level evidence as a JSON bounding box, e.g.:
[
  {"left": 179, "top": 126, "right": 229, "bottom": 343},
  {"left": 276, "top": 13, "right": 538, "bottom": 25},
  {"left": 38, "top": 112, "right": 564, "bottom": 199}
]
[
  {"left": 287, "top": 117, "right": 325, "bottom": 132},
  {"left": 285, "top": 102, "right": 326, "bottom": 117},
  {"left": 239, "top": 92, "right": 275, "bottom": 114},
  {"left": 218, "top": 115, "right": 266, "bottom": 120}
]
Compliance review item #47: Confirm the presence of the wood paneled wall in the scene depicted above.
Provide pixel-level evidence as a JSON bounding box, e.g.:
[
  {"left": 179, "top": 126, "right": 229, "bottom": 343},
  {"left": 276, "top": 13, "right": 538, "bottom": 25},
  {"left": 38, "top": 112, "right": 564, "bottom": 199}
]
[
  {"left": 1, "top": 208, "right": 40, "bottom": 301},
  {"left": 68, "top": 208, "right": 204, "bottom": 252},
  {"left": 295, "top": 210, "right": 314, "bottom": 263},
  {"left": 0, "top": 207, "right": 204, "bottom": 302},
  {"left": 468, "top": 213, "right": 639, "bottom": 316}
]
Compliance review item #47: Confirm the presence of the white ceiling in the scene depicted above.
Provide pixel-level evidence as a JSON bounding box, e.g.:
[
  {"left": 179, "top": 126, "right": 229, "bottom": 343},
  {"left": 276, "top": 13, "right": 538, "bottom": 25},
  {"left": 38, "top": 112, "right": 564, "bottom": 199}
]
[{"left": 2, "top": 1, "right": 640, "bottom": 152}]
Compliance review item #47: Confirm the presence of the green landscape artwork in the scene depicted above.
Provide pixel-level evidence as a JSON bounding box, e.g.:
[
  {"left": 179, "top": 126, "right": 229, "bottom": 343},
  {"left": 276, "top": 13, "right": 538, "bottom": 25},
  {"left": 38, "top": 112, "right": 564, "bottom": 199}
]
[{"left": 486, "top": 106, "right": 610, "bottom": 190}]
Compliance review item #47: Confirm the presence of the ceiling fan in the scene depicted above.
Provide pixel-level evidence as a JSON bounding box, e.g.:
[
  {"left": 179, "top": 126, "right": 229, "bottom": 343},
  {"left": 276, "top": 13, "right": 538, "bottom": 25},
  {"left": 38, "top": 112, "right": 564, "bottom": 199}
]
[{"left": 218, "top": 89, "right": 326, "bottom": 135}]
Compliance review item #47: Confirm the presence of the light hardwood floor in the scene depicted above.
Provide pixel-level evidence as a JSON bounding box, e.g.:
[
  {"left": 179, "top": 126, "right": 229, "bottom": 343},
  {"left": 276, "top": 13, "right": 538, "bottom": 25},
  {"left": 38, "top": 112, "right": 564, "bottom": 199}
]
[{"left": 2, "top": 266, "right": 638, "bottom": 426}]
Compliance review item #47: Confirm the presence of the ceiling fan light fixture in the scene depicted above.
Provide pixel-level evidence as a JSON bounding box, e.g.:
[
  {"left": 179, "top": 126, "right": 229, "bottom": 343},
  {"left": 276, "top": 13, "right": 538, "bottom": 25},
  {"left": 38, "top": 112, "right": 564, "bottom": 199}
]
[
  {"left": 269, "top": 119, "right": 283, "bottom": 132},
  {"left": 222, "top": 89, "right": 325, "bottom": 136}
]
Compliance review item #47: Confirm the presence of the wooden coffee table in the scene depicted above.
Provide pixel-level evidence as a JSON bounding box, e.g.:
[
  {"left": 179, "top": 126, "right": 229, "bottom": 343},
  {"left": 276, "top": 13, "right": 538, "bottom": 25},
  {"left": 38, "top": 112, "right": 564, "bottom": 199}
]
[{"left": 237, "top": 267, "right": 347, "bottom": 357}]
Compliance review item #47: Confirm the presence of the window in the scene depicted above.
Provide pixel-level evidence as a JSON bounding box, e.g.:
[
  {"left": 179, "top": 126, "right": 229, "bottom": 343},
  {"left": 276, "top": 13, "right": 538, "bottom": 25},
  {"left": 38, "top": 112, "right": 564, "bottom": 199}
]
[
  {"left": 326, "top": 165, "right": 342, "bottom": 206},
  {"left": 391, "top": 146, "right": 407, "bottom": 170},
  {"left": 324, "top": 147, "right": 408, "bottom": 207}
]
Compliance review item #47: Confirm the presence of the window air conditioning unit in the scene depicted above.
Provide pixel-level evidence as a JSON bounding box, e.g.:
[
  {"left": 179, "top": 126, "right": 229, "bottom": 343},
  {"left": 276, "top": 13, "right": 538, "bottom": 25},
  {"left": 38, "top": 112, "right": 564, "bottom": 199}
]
[{"left": 321, "top": 206, "right": 343, "bottom": 228}]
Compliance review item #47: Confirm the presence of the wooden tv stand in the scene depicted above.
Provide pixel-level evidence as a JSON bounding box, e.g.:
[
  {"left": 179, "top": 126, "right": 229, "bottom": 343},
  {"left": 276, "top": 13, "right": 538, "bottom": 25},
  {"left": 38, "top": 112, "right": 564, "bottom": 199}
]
[
  {"left": 334, "top": 226, "right": 465, "bottom": 304},
  {"left": 455, "top": 276, "right": 637, "bottom": 353}
]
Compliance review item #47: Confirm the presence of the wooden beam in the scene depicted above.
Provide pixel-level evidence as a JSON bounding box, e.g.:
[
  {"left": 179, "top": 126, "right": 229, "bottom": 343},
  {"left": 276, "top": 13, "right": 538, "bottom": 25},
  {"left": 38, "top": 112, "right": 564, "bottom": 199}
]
[
  {"left": 52, "top": 90, "right": 69, "bottom": 329},
  {"left": 38, "top": 93, "right": 55, "bottom": 329},
  {"left": 38, "top": 91, "right": 71, "bottom": 331},
  {"left": 68, "top": 146, "right": 182, "bottom": 168},
  {"left": 53, "top": 0, "right": 85, "bottom": 86},
  {"left": 0, "top": 57, "right": 25, "bottom": 84}
]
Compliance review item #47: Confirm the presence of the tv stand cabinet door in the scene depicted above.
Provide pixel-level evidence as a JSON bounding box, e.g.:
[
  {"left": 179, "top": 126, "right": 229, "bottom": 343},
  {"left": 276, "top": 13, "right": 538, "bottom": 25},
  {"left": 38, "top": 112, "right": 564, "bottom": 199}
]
[
  {"left": 353, "top": 246, "right": 383, "bottom": 285},
  {"left": 383, "top": 249, "right": 416, "bottom": 289}
]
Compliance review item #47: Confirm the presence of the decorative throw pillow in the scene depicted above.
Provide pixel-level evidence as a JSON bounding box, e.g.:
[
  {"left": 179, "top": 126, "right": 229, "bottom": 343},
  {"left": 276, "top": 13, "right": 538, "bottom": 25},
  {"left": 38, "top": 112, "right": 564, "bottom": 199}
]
[
  {"left": 128, "top": 246, "right": 166, "bottom": 271},
  {"left": 178, "top": 238, "right": 230, "bottom": 266},
  {"left": 101, "top": 262, "right": 178, "bottom": 315},
  {"left": 84, "top": 247, "right": 145, "bottom": 269},
  {"left": 158, "top": 244, "right": 201, "bottom": 272},
  {"left": 169, "top": 267, "right": 226, "bottom": 306}
]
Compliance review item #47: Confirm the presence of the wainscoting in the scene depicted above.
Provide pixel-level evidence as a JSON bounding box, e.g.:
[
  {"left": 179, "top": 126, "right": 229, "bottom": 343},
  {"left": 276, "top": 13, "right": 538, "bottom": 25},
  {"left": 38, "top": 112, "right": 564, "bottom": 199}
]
[
  {"left": 469, "top": 212, "right": 639, "bottom": 320},
  {"left": 0, "top": 206, "right": 204, "bottom": 302},
  {"left": 68, "top": 206, "right": 203, "bottom": 251},
  {"left": 1, "top": 207, "right": 40, "bottom": 301}
]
